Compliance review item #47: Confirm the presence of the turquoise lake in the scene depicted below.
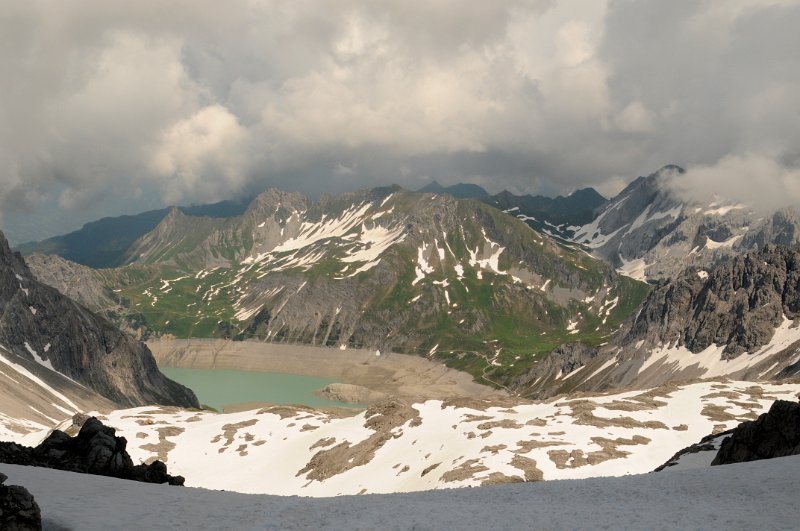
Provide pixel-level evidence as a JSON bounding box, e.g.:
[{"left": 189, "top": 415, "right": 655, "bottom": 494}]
[{"left": 160, "top": 368, "right": 363, "bottom": 411}]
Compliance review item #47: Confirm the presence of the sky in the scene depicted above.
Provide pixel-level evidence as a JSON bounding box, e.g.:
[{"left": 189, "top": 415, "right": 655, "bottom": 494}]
[{"left": 1, "top": 0, "right": 799, "bottom": 244}]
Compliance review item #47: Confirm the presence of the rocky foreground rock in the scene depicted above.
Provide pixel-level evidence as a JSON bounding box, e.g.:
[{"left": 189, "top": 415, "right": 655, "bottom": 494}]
[
  {"left": 0, "top": 472, "right": 41, "bottom": 531},
  {"left": 0, "top": 416, "right": 184, "bottom": 486},
  {"left": 711, "top": 399, "right": 800, "bottom": 465}
]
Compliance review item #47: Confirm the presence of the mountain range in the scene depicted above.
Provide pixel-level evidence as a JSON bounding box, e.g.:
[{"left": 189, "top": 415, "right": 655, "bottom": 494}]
[
  {"left": 23, "top": 186, "right": 647, "bottom": 390},
  {"left": 567, "top": 165, "right": 800, "bottom": 281},
  {"left": 14, "top": 165, "right": 800, "bottom": 397}
]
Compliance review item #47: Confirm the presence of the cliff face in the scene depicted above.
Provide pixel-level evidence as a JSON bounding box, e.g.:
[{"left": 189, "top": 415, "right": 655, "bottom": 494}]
[
  {"left": 617, "top": 244, "right": 800, "bottom": 357},
  {"left": 0, "top": 231, "right": 198, "bottom": 408},
  {"left": 512, "top": 245, "right": 800, "bottom": 398}
]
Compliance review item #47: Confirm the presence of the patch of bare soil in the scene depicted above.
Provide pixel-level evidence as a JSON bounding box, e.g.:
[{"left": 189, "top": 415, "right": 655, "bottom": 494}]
[
  {"left": 514, "top": 439, "right": 567, "bottom": 454},
  {"left": 212, "top": 419, "right": 258, "bottom": 454},
  {"left": 480, "top": 444, "right": 507, "bottom": 455},
  {"left": 481, "top": 472, "right": 524, "bottom": 485},
  {"left": 441, "top": 459, "right": 489, "bottom": 483},
  {"left": 567, "top": 400, "right": 669, "bottom": 430},
  {"left": 548, "top": 435, "right": 650, "bottom": 469},
  {"left": 140, "top": 426, "right": 184, "bottom": 462},
  {"left": 476, "top": 419, "right": 524, "bottom": 430},
  {"left": 297, "top": 399, "right": 421, "bottom": 482},
  {"left": 511, "top": 455, "right": 544, "bottom": 482}
]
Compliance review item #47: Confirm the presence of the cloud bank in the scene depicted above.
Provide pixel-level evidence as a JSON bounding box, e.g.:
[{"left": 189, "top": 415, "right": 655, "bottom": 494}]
[{"left": 1, "top": 0, "right": 799, "bottom": 241}]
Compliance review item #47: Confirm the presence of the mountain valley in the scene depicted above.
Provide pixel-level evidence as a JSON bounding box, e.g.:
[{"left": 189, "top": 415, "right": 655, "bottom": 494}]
[{"left": 24, "top": 186, "right": 648, "bottom": 391}]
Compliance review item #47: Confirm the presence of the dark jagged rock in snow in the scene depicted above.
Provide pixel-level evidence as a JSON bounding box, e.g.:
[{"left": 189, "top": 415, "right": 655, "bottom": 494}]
[
  {"left": 653, "top": 430, "right": 733, "bottom": 472},
  {"left": 0, "top": 417, "right": 184, "bottom": 486},
  {"left": 0, "top": 472, "right": 42, "bottom": 531},
  {"left": 0, "top": 230, "right": 198, "bottom": 408},
  {"left": 711, "top": 400, "right": 800, "bottom": 465}
]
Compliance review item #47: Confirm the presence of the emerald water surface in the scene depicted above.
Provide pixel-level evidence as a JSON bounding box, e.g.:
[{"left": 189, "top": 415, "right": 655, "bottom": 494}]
[{"left": 160, "top": 368, "right": 362, "bottom": 411}]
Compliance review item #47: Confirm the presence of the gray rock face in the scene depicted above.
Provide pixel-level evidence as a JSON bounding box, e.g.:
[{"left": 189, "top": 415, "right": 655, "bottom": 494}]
[
  {"left": 23, "top": 254, "right": 116, "bottom": 312},
  {"left": 0, "top": 231, "right": 198, "bottom": 408},
  {"left": 711, "top": 400, "right": 800, "bottom": 465},
  {"left": 616, "top": 244, "right": 800, "bottom": 357},
  {"left": 511, "top": 342, "right": 598, "bottom": 398},
  {"left": 510, "top": 245, "right": 800, "bottom": 398},
  {"left": 0, "top": 472, "right": 41, "bottom": 531}
]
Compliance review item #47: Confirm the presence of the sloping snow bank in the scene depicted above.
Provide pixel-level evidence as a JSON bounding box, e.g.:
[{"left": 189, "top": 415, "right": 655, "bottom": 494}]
[{"left": 4, "top": 456, "right": 800, "bottom": 530}]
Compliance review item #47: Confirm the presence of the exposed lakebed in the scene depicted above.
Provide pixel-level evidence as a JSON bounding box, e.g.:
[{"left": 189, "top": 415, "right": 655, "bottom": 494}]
[{"left": 159, "top": 367, "right": 363, "bottom": 411}]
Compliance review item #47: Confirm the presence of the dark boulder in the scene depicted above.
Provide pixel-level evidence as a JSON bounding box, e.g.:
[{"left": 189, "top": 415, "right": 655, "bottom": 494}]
[
  {"left": 0, "top": 472, "right": 42, "bottom": 531},
  {"left": 0, "top": 417, "right": 184, "bottom": 486},
  {"left": 711, "top": 400, "right": 800, "bottom": 465}
]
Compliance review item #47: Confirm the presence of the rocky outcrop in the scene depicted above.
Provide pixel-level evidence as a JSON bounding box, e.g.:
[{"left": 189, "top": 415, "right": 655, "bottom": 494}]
[
  {"left": 0, "top": 231, "right": 198, "bottom": 408},
  {"left": 0, "top": 472, "right": 41, "bottom": 531},
  {"left": 511, "top": 342, "right": 598, "bottom": 398},
  {"left": 653, "top": 430, "right": 732, "bottom": 472},
  {"left": 711, "top": 400, "right": 800, "bottom": 465},
  {"left": 0, "top": 416, "right": 184, "bottom": 486},
  {"left": 24, "top": 253, "right": 119, "bottom": 316},
  {"left": 508, "top": 245, "right": 800, "bottom": 399},
  {"left": 616, "top": 244, "right": 800, "bottom": 357}
]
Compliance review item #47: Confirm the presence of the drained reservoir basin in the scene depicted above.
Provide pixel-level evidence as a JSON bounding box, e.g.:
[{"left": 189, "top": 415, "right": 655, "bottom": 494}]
[{"left": 160, "top": 367, "right": 363, "bottom": 411}]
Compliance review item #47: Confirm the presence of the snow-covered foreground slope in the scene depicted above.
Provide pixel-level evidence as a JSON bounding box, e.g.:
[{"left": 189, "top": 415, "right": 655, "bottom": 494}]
[
  {"left": 71, "top": 380, "right": 800, "bottom": 497},
  {"left": 5, "top": 455, "right": 800, "bottom": 530}
]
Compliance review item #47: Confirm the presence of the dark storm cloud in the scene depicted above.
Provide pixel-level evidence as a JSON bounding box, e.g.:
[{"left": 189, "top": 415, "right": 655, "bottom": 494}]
[{"left": 1, "top": 0, "right": 798, "bottom": 242}]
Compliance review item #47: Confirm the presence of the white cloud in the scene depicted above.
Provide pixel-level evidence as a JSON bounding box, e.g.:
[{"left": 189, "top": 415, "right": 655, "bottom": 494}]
[
  {"left": 668, "top": 154, "right": 800, "bottom": 212},
  {"left": 150, "top": 105, "right": 249, "bottom": 203},
  {"left": 614, "top": 101, "right": 657, "bottom": 133},
  {"left": 0, "top": 0, "right": 799, "bottom": 241}
]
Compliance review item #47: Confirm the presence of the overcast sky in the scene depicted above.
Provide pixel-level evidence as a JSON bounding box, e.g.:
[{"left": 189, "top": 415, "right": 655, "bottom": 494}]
[{"left": 1, "top": 0, "right": 799, "bottom": 243}]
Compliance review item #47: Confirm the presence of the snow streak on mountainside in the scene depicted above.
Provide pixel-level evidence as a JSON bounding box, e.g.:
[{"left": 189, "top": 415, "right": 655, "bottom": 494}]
[
  {"left": 27, "top": 187, "right": 648, "bottom": 390},
  {"left": 7, "top": 380, "right": 798, "bottom": 497},
  {"left": 567, "top": 165, "right": 800, "bottom": 282}
]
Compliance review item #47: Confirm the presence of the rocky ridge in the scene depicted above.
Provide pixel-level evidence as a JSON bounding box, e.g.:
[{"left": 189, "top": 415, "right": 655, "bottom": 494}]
[
  {"left": 712, "top": 399, "right": 800, "bottom": 465},
  {"left": 567, "top": 165, "right": 800, "bottom": 282},
  {"left": 0, "top": 231, "right": 198, "bottom": 408},
  {"left": 512, "top": 245, "right": 800, "bottom": 398}
]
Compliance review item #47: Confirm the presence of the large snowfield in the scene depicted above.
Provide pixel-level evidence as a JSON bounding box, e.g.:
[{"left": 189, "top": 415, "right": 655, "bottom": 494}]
[
  {"left": 4, "top": 455, "right": 800, "bottom": 530},
  {"left": 93, "top": 380, "right": 800, "bottom": 496}
]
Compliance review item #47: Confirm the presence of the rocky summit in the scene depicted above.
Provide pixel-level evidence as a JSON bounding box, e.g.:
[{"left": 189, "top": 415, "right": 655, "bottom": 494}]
[
  {"left": 565, "top": 165, "right": 800, "bottom": 282},
  {"left": 0, "top": 231, "right": 198, "bottom": 408},
  {"left": 0, "top": 472, "right": 41, "bottom": 531}
]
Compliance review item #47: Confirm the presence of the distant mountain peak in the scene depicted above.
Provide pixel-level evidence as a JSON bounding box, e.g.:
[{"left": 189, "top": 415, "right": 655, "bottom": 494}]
[{"left": 417, "top": 181, "right": 489, "bottom": 200}]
